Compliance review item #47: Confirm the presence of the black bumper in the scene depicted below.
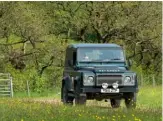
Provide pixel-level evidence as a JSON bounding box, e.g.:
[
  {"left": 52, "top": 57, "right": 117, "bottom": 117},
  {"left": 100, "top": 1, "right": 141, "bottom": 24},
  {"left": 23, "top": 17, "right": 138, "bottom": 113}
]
[{"left": 82, "top": 87, "right": 139, "bottom": 93}]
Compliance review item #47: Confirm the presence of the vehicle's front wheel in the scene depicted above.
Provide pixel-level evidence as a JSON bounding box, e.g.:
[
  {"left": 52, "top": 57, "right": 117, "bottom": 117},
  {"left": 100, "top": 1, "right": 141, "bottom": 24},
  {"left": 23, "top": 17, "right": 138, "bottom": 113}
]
[
  {"left": 124, "top": 92, "right": 136, "bottom": 109},
  {"left": 62, "top": 84, "right": 74, "bottom": 105},
  {"left": 74, "top": 85, "right": 86, "bottom": 105},
  {"left": 110, "top": 99, "right": 121, "bottom": 108}
]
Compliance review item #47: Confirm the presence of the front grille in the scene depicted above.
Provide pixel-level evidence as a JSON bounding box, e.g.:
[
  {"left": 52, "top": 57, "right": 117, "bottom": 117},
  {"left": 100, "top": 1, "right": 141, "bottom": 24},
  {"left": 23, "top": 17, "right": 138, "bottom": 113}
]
[{"left": 96, "top": 75, "right": 122, "bottom": 86}]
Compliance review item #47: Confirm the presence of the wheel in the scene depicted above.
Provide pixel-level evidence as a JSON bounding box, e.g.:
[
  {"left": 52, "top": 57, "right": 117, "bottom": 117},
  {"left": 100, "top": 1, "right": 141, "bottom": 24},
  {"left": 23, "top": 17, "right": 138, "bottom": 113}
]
[
  {"left": 125, "top": 92, "right": 136, "bottom": 109},
  {"left": 74, "top": 85, "right": 86, "bottom": 105},
  {"left": 110, "top": 99, "right": 121, "bottom": 108},
  {"left": 62, "top": 84, "right": 74, "bottom": 105},
  {"left": 75, "top": 93, "right": 87, "bottom": 105}
]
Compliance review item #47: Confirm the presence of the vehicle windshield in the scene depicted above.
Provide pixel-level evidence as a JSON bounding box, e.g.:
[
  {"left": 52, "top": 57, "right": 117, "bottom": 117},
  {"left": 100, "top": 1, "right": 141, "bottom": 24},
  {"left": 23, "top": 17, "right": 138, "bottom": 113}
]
[{"left": 77, "top": 47, "right": 125, "bottom": 62}]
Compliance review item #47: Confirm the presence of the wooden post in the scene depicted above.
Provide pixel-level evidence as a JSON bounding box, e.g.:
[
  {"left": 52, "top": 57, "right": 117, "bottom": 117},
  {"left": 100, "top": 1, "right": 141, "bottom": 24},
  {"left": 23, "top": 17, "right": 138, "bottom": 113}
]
[
  {"left": 26, "top": 80, "right": 30, "bottom": 97},
  {"left": 152, "top": 75, "right": 156, "bottom": 87},
  {"left": 141, "top": 74, "right": 143, "bottom": 86},
  {"left": 10, "top": 77, "right": 13, "bottom": 97}
]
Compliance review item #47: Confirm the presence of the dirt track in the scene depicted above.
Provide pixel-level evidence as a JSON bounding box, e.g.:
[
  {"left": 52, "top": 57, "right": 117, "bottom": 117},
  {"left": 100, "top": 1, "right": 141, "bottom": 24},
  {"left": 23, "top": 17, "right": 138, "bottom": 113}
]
[
  {"left": 23, "top": 98, "right": 62, "bottom": 105},
  {"left": 24, "top": 98, "right": 111, "bottom": 108}
]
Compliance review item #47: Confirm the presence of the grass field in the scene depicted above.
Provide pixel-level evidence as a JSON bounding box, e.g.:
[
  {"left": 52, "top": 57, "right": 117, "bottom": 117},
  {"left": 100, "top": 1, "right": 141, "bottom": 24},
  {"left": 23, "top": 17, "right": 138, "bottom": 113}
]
[{"left": 0, "top": 86, "right": 162, "bottom": 121}]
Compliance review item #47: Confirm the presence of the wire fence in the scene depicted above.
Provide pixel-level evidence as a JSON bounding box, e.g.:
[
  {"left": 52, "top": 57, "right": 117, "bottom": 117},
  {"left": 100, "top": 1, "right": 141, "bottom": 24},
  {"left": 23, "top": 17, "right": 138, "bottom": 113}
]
[
  {"left": 137, "top": 74, "right": 162, "bottom": 87},
  {"left": 0, "top": 73, "right": 160, "bottom": 98}
]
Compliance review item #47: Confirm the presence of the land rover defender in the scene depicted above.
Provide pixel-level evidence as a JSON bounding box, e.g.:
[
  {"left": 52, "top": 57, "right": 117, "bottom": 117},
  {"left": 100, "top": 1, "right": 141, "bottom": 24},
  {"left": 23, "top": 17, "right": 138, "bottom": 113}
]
[{"left": 61, "top": 44, "right": 138, "bottom": 108}]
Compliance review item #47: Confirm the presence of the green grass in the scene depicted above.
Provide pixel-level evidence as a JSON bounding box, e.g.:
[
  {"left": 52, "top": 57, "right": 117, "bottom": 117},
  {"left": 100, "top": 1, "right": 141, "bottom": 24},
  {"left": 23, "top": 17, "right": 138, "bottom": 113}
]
[
  {"left": 14, "top": 87, "right": 61, "bottom": 98},
  {"left": 0, "top": 86, "right": 162, "bottom": 121},
  {"left": 137, "top": 86, "right": 162, "bottom": 109}
]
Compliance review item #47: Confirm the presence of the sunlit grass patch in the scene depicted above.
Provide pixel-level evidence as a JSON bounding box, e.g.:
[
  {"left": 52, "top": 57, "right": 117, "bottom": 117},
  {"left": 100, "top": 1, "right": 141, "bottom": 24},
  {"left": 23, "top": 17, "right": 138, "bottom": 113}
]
[
  {"left": 137, "top": 86, "right": 162, "bottom": 109},
  {"left": 0, "top": 86, "right": 162, "bottom": 121},
  {"left": 0, "top": 99, "right": 161, "bottom": 121}
]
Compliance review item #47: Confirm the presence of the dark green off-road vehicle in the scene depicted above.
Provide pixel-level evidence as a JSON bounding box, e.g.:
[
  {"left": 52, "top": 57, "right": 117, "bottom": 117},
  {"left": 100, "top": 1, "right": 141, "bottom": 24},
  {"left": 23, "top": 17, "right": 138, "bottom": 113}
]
[{"left": 61, "top": 44, "right": 138, "bottom": 108}]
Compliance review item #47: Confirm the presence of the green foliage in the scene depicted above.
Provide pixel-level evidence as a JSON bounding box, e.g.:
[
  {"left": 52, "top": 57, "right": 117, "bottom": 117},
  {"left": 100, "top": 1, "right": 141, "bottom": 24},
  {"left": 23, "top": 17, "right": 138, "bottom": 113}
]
[
  {"left": 0, "top": 1, "right": 161, "bottom": 91},
  {"left": 4, "top": 64, "right": 44, "bottom": 92}
]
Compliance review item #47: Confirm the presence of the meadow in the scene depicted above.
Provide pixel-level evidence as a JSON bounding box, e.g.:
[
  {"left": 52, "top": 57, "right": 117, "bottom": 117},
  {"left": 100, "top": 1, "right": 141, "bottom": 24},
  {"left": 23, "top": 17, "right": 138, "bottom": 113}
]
[{"left": 0, "top": 86, "right": 162, "bottom": 121}]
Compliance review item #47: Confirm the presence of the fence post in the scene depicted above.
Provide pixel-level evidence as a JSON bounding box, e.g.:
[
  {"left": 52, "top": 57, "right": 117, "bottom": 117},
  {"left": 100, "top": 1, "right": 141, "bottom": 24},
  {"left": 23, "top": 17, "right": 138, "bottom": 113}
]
[
  {"left": 152, "top": 75, "right": 156, "bottom": 87},
  {"left": 141, "top": 74, "right": 143, "bottom": 86},
  {"left": 26, "top": 80, "right": 30, "bottom": 97},
  {"left": 10, "top": 77, "right": 13, "bottom": 97}
]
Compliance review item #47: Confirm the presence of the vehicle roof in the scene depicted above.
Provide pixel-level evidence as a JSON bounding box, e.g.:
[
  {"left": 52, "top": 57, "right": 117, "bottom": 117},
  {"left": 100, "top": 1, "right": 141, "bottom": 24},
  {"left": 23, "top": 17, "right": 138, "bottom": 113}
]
[{"left": 68, "top": 43, "right": 121, "bottom": 48}]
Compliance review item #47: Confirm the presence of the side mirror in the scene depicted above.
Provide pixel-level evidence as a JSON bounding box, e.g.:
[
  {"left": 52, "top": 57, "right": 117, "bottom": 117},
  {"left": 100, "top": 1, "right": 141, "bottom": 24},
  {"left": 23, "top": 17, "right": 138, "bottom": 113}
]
[
  {"left": 128, "top": 59, "right": 132, "bottom": 67},
  {"left": 68, "top": 60, "right": 73, "bottom": 66}
]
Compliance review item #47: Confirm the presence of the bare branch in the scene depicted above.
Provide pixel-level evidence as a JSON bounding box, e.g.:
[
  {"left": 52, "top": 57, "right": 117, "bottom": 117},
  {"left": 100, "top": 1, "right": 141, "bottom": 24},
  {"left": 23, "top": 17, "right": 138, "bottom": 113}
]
[{"left": 0, "top": 40, "right": 28, "bottom": 46}]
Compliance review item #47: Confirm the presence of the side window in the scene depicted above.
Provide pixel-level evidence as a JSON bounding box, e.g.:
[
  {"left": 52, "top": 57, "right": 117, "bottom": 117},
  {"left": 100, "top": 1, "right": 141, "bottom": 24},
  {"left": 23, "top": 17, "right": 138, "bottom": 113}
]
[{"left": 73, "top": 51, "right": 77, "bottom": 65}]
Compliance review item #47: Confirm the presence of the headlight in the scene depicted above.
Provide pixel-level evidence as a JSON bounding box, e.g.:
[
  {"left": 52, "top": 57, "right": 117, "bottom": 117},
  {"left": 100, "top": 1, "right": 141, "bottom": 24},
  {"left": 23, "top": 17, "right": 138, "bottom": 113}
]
[
  {"left": 124, "top": 76, "right": 131, "bottom": 83},
  {"left": 87, "top": 76, "right": 94, "bottom": 83},
  {"left": 83, "top": 75, "right": 94, "bottom": 86},
  {"left": 124, "top": 76, "right": 135, "bottom": 85}
]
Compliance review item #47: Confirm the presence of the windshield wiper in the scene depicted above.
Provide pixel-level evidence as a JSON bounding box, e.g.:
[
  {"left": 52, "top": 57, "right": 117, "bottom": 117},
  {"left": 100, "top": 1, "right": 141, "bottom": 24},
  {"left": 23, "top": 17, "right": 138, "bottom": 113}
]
[{"left": 111, "top": 58, "right": 122, "bottom": 60}]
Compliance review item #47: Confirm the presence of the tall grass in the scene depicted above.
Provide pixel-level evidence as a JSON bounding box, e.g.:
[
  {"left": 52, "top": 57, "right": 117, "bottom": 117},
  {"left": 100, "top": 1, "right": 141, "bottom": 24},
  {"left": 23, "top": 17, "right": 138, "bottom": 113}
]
[{"left": 0, "top": 86, "right": 162, "bottom": 121}]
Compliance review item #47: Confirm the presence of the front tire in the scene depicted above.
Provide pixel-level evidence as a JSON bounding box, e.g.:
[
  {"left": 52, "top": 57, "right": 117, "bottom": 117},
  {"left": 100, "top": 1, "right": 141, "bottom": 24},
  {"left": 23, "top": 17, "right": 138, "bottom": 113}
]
[
  {"left": 74, "top": 85, "right": 86, "bottom": 105},
  {"left": 110, "top": 99, "right": 121, "bottom": 108},
  {"left": 125, "top": 92, "right": 136, "bottom": 109},
  {"left": 62, "top": 84, "right": 74, "bottom": 105}
]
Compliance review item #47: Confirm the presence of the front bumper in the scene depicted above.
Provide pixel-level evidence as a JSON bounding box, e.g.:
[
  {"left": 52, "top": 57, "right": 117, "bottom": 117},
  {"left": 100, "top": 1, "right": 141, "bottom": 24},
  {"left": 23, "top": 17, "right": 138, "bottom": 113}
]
[{"left": 82, "top": 87, "right": 139, "bottom": 93}]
